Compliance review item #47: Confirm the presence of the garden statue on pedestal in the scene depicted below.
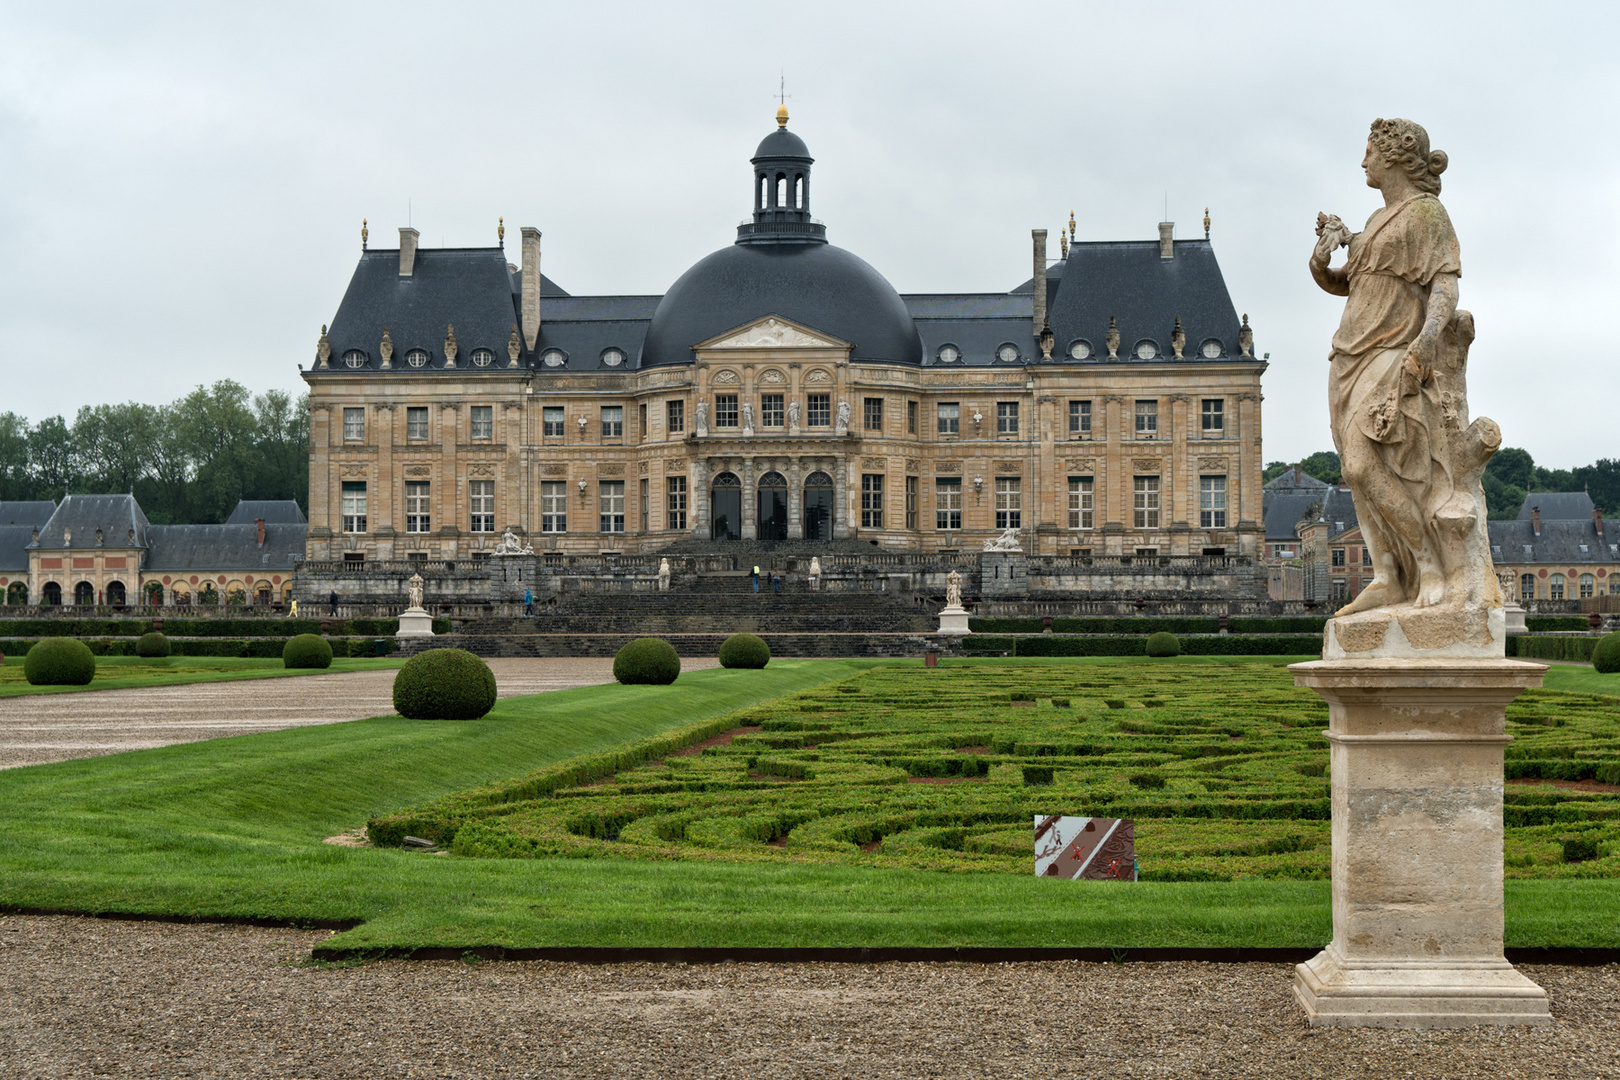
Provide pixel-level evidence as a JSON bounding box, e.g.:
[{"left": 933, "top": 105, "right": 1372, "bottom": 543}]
[
  {"left": 489, "top": 528, "right": 534, "bottom": 556},
  {"left": 936, "top": 567, "right": 970, "bottom": 635},
  {"left": 658, "top": 557, "right": 671, "bottom": 592},
  {"left": 807, "top": 556, "right": 821, "bottom": 591},
  {"left": 398, "top": 572, "right": 434, "bottom": 638}
]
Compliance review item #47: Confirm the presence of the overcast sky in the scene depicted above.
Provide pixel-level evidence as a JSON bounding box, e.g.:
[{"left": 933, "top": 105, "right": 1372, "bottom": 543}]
[{"left": 2, "top": 1, "right": 1614, "bottom": 467}]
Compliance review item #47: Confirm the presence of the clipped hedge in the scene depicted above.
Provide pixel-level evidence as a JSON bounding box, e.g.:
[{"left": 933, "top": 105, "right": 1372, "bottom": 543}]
[
  {"left": 1145, "top": 632, "right": 1180, "bottom": 657},
  {"left": 392, "top": 648, "right": 497, "bottom": 720},
  {"left": 0, "top": 617, "right": 450, "bottom": 639},
  {"left": 1592, "top": 633, "right": 1620, "bottom": 674},
  {"left": 23, "top": 637, "right": 96, "bottom": 685},
  {"left": 965, "top": 634, "right": 1323, "bottom": 657},
  {"left": 1507, "top": 636, "right": 1599, "bottom": 663},
  {"left": 283, "top": 634, "right": 334, "bottom": 669},
  {"left": 1527, "top": 616, "right": 1595, "bottom": 633},
  {"left": 135, "top": 632, "right": 170, "bottom": 658},
  {"left": 718, "top": 633, "right": 771, "bottom": 669},
  {"left": 613, "top": 638, "right": 681, "bottom": 685},
  {"left": 967, "top": 615, "right": 1331, "bottom": 636}
]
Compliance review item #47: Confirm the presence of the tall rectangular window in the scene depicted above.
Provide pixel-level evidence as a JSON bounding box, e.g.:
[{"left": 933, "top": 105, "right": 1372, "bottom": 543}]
[
  {"left": 905, "top": 475, "right": 917, "bottom": 529},
  {"left": 1133, "top": 476, "right": 1161, "bottom": 528},
  {"left": 1135, "top": 400, "right": 1158, "bottom": 438},
  {"left": 599, "top": 480, "right": 625, "bottom": 533},
  {"left": 937, "top": 402, "right": 960, "bottom": 435},
  {"left": 639, "top": 478, "right": 649, "bottom": 532},
  {"left": 714, "top": 394, "right": 739, "bottom": 428},
  {"left": 1201, "top": 398, "right": 1224, "bottom": 437},
  {"left": 861, "top": 474, "right": 884, "bottom": 527},
  {"left": 807, "top": 393, "right": 830, "bottom": 427},
  {"left": 995, "top": 477, "right": 1022, "bottom": 529},
  {"left": 543, "top": 407, "right": 565, "bottom": 437},
  {"left": 761, "top": 394, "right": 784, "bottom": 427},
  {"left": 864, "top": 397, "right": 884, "bottom": 432},
  {"left": 601, "top": 405, "right": 623, "bottom": 438},
  {"left": 907, "top": 400, "right": 917, "bottom": 435},
  {"left": 1068, "top": 477, "right": 1094, "bottom": 530},
  {"left": 935, "top": 478, "right": 962, "bottom": 530},
  {"left": 343, "top": 407, "right": 365, "bottom": 441},
  {"left": 1069, "top": 400, "right": 1091, "bottom": 437},
  {"left": 540, "top": 481, "right": 567, "bottom": 533},
  {"left": 1331, "top": 546, "right": 1346, "bottom": 567},
  {"left": 470, "top": 405, "right": 493, "bottom": 440},
  {"left": 639, "top": 404, "right": 647, "bottom": 439},
  {"left": 1200, "top": 475, "right": 1228, "bottom": 528},
  {"left": 997, "top": 401, "right": 1019, "bottom": 435},
  {"left": 406, "top": 406, "right": 429, "bottom": 441},
  {"left": 666, "top": 476, "right": 687, "bottom": 530},
  {"left": 666, "top": 400, "right": 684, "bottom": 434},
  {"left": 341, "top": 481, "right": 367, "bottom": 533},
  {"left": 469, "top": 480, "right": 495, "bottom": 533},
  {"left": 405, "top": 481, "right": 430, "bottom": 533}
]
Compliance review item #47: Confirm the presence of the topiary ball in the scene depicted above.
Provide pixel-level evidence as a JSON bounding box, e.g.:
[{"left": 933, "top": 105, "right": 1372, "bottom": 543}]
[
  {"left": 283, "top": 633, "right": 334, "bottom": 669},
  {"left": 1144, "top": 631, "right": 1180, "bottom": 658},
  {"left": 613, "top": 637, "right": 681, "bottom": 685},
  {"left": 392, "top": 648, "right": 497, "bottom": 720},
  {"left": 1593, "top": 631, "right": 1620, "bottom": 674},
  {"left": 718, "top": 633, "right": 770, "bottom": 669},
  {"left": 135, "top": 631, "right": 170, "bottom": 658},
  {"left": 24, "top": 637, "right": 96, "bottom": 686}
]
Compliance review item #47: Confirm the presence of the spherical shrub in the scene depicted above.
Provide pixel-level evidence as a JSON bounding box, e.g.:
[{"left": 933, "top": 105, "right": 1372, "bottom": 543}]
[
  {"left": 613, "top": 637, "right": 681, "bottom": 685},
  {"left": 283, "top": 633, "right": 334, "bottom": 669},
  {"left": 135, "top": 631, "right": 170, "bottom": 658},
  {"left": 1144, "top": 631, "right": 1180, "bottom": 658},
  {"left": 392, "top": 648, "right": 497, "bottom": 719},
  {"left": 24, "top": 637, "right": 96, "bottom": 686},
  {"left": 1593, "top": 632, "right": 1620, "bottom": 674},
  {"left": 718, "top": 633, "right": 770, "bottom": 669}
]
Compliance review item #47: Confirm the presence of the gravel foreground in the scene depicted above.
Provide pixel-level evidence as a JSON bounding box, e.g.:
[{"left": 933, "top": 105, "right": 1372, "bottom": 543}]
[{"left": 2, "top": 917, "right": 1618, "bottom": 1079}]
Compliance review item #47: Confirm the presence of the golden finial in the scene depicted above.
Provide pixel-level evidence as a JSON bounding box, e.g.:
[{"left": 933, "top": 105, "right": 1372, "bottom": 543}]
[
  {"left": 1067, "top": 210, "right": 1076, "bottom": 241},
  {"left": 776, "top": 103, "right": 789, "bottom": 128},
  {"left": 498, "top": 216, "right": 505, "bottom": 246},
  {"left": 1060, "top": 231, "right": 1069, "bottom": 258},
  {"left": 1203, "top": 207, "right": 1210, "bottom": 239},
  {"left": 361, "top": 218, "right": 369, "bottom": 250}
]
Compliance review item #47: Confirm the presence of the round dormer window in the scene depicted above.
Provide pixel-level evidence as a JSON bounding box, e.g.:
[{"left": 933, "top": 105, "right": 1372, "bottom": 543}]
[
  {"left": 1135, "top": 340, "right": 1158, "bottom": 360},
  {"left": 541, "top": 349, "right": 567, "bottom": 367},
  {"left": 1201, "top": 339, "right": 1223, "bottom": 359},
  {"left": 996, "top": 343, "right": 1020, "bottom": 363},
  {"left": 405, "top": 349, "right": 430, "bottom": 368},
  {"left": 601, "top": 348, "right": 625, "bottom": 367},
  {"left": 470, "top": 348, "right": 495, "bottom": 368},
  {"left": 936, "top": 344, "right": 960, "bottom": 364},
  {"left": 1068, "top": 339, "right": 1091, "bottom": 360},
  {"left": 342, "top": 350, "right": 367, "bottom": 369}
]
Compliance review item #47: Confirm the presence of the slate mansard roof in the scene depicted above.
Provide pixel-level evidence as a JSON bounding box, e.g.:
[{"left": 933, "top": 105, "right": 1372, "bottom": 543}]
[
  {"left": 225, "top": 500, "right": 307, "bottom": 525},
  {"left": 1491, "top": 492, "right": 1615, "bottom": 565},
  {"left": 28, "top": 494, "right": 151, "bottom": 551},
  {"left": 143, "top": 524, "right": 306, "bottom": 573},
  {"left": 18, "top": 498, "right": 308, "bottom": 576}
]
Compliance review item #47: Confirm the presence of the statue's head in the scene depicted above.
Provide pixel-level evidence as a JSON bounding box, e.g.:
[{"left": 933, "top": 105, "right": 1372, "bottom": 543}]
[{"left": 1367, "top": 118, "right": 1447, "bottom": 195}]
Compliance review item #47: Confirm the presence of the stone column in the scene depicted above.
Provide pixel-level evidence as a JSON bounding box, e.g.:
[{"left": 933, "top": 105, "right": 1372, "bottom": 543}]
[
  {"left": 1288, "top": 658, "right": 1551, "bottom": 1028},
  {"left": 692, "top": 459, "right": 708, "bottom": 537},
  {"left": 741, "top": 457, "right": 757, "bottom": 540},
  {"left": 833, "top": 455, "right": 849, "bottom": 539},
  {"left": 788, "top": 458, "right": 802, "bottom": 538}
]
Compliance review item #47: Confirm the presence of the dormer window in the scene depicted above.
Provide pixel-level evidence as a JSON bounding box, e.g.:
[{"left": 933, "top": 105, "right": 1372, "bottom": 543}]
[
  {"left": 1135, "top": 340, "right": 1159, "bottom": 360},
  {"left": 1068, "top": 339, "right": 1091, "bottom": 360},
  {"left": 405, "top": 349, "right": 430, "bottom": 368},
  {"left": 995, "top": 343, "right": 1021, "bottom": 363},
  {"left": 601, "top": 348, "right": 625, "bottom": 367},
  {"left": 342, "top": 349, "right": 368, "bottom": 369},
  {"left": 936, "top": 344, "right": 960, "bottom": 364},
  {"left": 541, "top": 348, "right": 567, "bottom": 367},
  {"left": 470, "top": 348, "right": 495, "bottom": 368},
  {"left": 1200, "top": 339, "right": 1224, "bottom": 359}
]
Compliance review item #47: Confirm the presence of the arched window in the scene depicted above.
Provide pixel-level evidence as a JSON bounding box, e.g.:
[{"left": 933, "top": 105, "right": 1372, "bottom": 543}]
[
  {"left": 43, "top": 582, "right": 62, "bottom": 605},
  {"left": 1549, "top": 573, "right": 1565, "bottom": 600},
  {"left": 1579, "top": 573, "right": 1595, "bottom": 598},
  {"left": 105, "top": 581, "right": 126, "bottom": 606},
  {"left": 776, "top": 174, "right": 787, "bottom": 207},
  {"left": 1520, "top": 573, "right": 1536, "bottom": 601},
  {"left": 469, "top": 348, "right": 495, "bottom": 368},
  {"left": 74, "top": 581, "right": 95, "bottom": 605},
  {"left": 794, "top": 175, "right": 804, "bottom": 208},
  {"left": 6, "top": 581, "right": 28, "bottom": 605},
  {"left": 342, "top": 349, "right": 368, "bottom": 369},
  {"left": 710, "top": 471, "right": 742, "bottom": 542},
  {"left": 405, "top": 349, "right": 431, "bottom": 368}
]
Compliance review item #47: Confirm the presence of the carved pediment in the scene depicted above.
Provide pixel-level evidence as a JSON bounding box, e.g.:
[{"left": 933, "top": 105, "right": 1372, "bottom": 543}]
[{"left": 697, "top": 316, "right": 850, "bottom": 351}]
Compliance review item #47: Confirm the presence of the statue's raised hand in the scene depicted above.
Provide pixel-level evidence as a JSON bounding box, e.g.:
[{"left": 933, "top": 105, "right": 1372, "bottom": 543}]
[{"left": 1313, "top": 212, "right": 1351, "bottom": 266}]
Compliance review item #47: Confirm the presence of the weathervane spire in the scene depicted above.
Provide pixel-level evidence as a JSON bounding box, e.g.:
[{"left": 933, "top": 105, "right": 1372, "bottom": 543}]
[{"left": 775, "top": 73, "right": 790, "bottom": 127}]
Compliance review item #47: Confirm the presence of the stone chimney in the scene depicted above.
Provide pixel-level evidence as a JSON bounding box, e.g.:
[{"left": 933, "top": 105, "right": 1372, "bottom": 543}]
[
  {"left": 1531, "top": 506, "right": 1541, "bottom": 536},
  {"left": 398, "top": 227, "right": 419, "bottom": 277},
  {"left": 1595, "top": 508, "right": 1605, "bottom": 539},
  {"left": 521, "top": 227, "right": 542, "bottom": 351},
  {"left": 255, "top": 518, "right": 266, "bottom": 545},
  {"left": 1159, "top": 221, "right": 1174, "bottom": 259},
  {"left": 1032, "top": 229, "right": 1047, "bottom": 335}
]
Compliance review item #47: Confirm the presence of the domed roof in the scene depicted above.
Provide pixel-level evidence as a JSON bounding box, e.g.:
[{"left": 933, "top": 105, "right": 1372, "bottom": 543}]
[
  {"left": 754, "top": 126, "right": 810, "bottom": 161},
  {"left": 640, "top": 242, "right": 924, "bottom": 367}
]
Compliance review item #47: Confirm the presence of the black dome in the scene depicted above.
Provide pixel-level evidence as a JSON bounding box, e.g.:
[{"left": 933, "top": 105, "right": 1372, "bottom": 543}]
[
  {"left": 640, "top": 242, "right": 924, "bottom": 367},
  {"left": 754, "top": 127, "right": 810, "bottom": 160}
]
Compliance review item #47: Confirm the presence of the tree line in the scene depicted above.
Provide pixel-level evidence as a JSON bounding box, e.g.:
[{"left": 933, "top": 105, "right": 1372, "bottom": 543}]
[
  {"left": 0, "top": 381, "right": 308, "bottom": 525},
  {"left": 1265, "top": 450, "right": 1619, "bottom": 519}
]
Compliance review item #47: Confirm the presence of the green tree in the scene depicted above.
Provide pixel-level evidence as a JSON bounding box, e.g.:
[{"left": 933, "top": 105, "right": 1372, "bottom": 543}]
[
  {"left": 250, "top": 389, "right": 309, "bottom": 510},
  {"left": 174, "top": 381, "right": 258, "bottom": 523},
  {"left": 0, "top": 413, "right": 31, "bottom": 502},
  {"left": 1263, "top": 461, "right": 1291, "bottom": 483},
  {"left": 27, "top": 415, "right": 75, "bottom": 496},
  {"left": 1486, "top": 447, "right": 1535, "bottom": 492},
  {"left": 72, "top": 402, "right": 159, "bottom": 495},
  {"left": 1298, "top": 451, "right": 1341, "bottom": 485}
]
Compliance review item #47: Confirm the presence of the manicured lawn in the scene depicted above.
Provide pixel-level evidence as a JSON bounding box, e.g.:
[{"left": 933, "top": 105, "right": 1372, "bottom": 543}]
[
  {"left": 0, "top": 655, "right": 406, "bottom": 697},
  {"left": 0, "top": 655, "right": 1614, "bottom": 954}
]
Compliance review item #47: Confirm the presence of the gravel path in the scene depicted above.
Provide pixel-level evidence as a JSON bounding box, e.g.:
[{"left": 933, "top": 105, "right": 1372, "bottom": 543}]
[
  {"left": 0, "top": 658, "right": 716, "bottom": 770},
  {"left": 0, "top": 916, "right": 1616, "bottom": 1079}
]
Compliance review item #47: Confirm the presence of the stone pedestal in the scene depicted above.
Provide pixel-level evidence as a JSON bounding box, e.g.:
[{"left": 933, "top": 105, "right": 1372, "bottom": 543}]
[
  {"left": 936, "top": 605, "right": 970, "bottom": 635},
  {"left": 397, "top": 606, "right": 435, "bottom": 638},
  {"left": 1288, "top": 658, "right": 1550, "bottom": 1028},
  {"left": 979, "top": 552, "right": 1025, "bottom": 597},
  {"left": 1503, "top": 603, "right": 1528, "bottom": 635}
]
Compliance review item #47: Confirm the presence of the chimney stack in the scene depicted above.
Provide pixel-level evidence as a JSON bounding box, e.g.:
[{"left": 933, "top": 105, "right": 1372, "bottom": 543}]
[
  {"left": 1531, "top": 507, "right": 1541, "bottom": 536},
  {"left": 1159, "top": 221, "right": 1175, "bottom": 259},
  {"left": 1595, "top": 508, "right": 1605, "bottom": 539},
  {"left": 521, "top": 227, "right": 542, "bottom": 351},
  {"left": 1032, "top": 229, "right": 1047, "bottom": 335},
  {"left": 398, "top": 227, "right": 419, "bottom": 277},
  {"left": 255, "top": 518, "right": 266, "bottom": 545}
]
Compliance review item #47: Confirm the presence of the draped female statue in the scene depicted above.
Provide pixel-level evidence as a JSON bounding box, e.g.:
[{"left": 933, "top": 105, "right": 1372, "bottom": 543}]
[{"left": 1311, "top": 119, "right": 1501, "bottom": 647}]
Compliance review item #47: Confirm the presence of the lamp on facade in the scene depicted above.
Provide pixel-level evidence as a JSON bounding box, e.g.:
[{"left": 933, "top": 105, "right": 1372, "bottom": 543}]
[{"left": 577, "top": 478, "right": 588, "bottom": 500}]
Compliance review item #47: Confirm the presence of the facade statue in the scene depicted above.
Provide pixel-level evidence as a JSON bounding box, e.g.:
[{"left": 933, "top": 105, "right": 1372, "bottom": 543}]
[
  {"left": 741, "top": 401, "right": 755, "bottom": 435},
  {"left": 695, "top": 399, "right": 709, "bottom": 436},
  {"left": 982, "top": 526, "right": 1023, "bottom": 552},
  {"left": 787, "top": 398, "right": 800, "bottom": 429},
  {"left": 807, "top": 556, "right": 822, "bottom": 590},
  {"left": 944, "top": 568, "right": 963, "bottom": 609},
  {"left": 406, "top": 572, "right": 425, "bottom": 610},
  {"left": 490, "top": 528, "right": 535, "bottom": 556},
  {"left": 658, "top": 557, "right": 671, "bottom": 591},
  {"left": 834, "top": 400, "right": 850, "bottom": 435},
  {"left": 1310, "top": 118, "right": 1501, "bottom": 649}
]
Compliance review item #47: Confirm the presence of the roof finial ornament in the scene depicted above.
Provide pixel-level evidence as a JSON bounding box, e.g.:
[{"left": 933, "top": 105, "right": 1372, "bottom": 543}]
[
  {"left": 498, "top": 216, "right": 505, "bottom": 247},
  {"left": 1038, "top": 318, "right": 1055, "bottom": 361},
  {"left": 507, "top": 323, "right": 521, "bottom": 367},
  {"left": 1239, "top": 313, "right": 1254, "bottom": 359},
  {"left": 1068, "top": 210, "right": 1076, "bottom": 242},
  {"left": 379, "top": 326, "right": 394, "bottom": 369},
  {"left": 361, "top": 219, "right": 368, "bottom": 250},
  {"left": 316, "top": 324, "right": 331, "bottom": 369},
  {"left": 776, "top": 73, "right": 790, "bottom": 127},
  {"left": 1171, "top": 316, "right": 1186, "bottom": 360},
  {"left": 1105, "top": 315, "right": 1120, "bottom": 360},
  {"left": 443, "top": 323, "right": 458, "bottom": 368},
  {"left": 1203, "top": 207, "right": 1210, "bottom": 239},
  {"left": 1059, "top": 231, "right": 1069, "bottom": 258}
]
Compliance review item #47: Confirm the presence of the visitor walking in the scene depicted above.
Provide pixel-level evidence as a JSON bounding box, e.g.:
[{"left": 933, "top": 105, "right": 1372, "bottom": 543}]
[
  {"left": 772, "top": 571, "right": 780, "bottom": 595},
  {"left": 752, "top": 564, "right": 760, "bottom": 593},
  {"left": 524, "top": 588, "right": 533, "bottom": 617},
  {"left": 328, "top": 590, "right": 339, "bottom": 616},
  {"left": 289, "top": 599, "right": 298, "bottom": 619}
]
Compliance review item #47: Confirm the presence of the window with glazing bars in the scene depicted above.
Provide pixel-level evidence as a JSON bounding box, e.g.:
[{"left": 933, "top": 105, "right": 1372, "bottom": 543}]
[
  {"left": 1068, "top": 477, "right": 1093, "bottom": 529},
  {"left": 541, "top": 481, "right": 567, "bottom": 532},
  {"left": 904, "top": 476, "right": 917, "bottom": 529},
  {"left": 1133, "top": 476, "right": 1160, "bottom": 528},
  {"left": 1135, "top": 400, "right": 1158, "bottom": 438},
  {"left": 1069, "top": 400, "right": 1091, "bottom": 437},
  {"left": 807, "top": 394, "right": 830, "bottom": 426},
  {"left": 995, "top": 477, "right": 1022, "bottom": 529},
  {"left": 997, "top": 401, "right": 1019, "bottom": 435},
  {"left": 1201, "top": 398, "right": 1224, "bottom": 437},
  {"left": 907, "top": 400, "right": 917, "bottom": 435},
  {"left": 937, "top": 402, "right": 959, "bottom": 435},
  {"left": 935, "top": 478, "right": 961, "bottom": 530},
  {"left": 666, "top": 476, "right": 687, "bottom": 530},
  {"left": 543, "top": 407, "right": 565, "bottom": 437},
  {"left": 406, "top": 406, "right": 429, "bottom": 441},
  {"left": 343, "top": 408, "right": 365, "bottom": 441},
  {"left": 861, "top": 474, "right": 884, "bottom": 528},
  {"left": 341, "top": 481, "right": 367, "bottom": 533},
  {"left": 601, "top": 406, "right": 623, "bottom": 437},
  {"left": 469, "top": 480, "right": 495, "bottom": 533},
  {"left": 639, "top": 478, "right": 648, "bottom": 531},
  {"left": 761, "top": 394, "right": 784, "bottom": 427},
  {"left": 666, "top": 400, "right": 684, "bottom": 434},
  {"left": 1200, "top": 475, "right": 1227, "bottom": 528},
  {"left": 405, "top": 481, "right": 430, "bottom": 533},
  {"left": 599, "top": 480, "right": 625, "bottom": 533},
  {"left": 864, "top": 398, "right": 884, "bottom": 432},
  {"left": 714, "top": 395, "right": 738, "bottom": 428}
]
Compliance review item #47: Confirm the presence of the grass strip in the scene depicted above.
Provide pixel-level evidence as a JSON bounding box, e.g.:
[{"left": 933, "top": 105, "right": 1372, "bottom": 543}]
[{"left": 0, "top": 655, "right": 405, "bottom": 697}]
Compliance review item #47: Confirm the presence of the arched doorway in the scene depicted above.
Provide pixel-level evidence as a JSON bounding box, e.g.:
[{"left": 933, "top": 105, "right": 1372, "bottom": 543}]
[
  {"left": 42, "top": 582, "right": 62, "bottom": 605},
  {"left": 106, "top": 581, "right": 126, "bottom": 606},
  {"left": 6, "top": 581, "right": 28, "bottom": 605},
  {"left": 171, "top": 582, "right": 192, "bottom": 606},
  {"left": 757, "top": 471, "right": 788, "bottom": 544},
  {"left": 711, "top": 472, "right": 742, "bottom": 541},
  {"left": 255, "top": 580, "right": 273, "bottom": 605},
  {"left": 74, "top": 581, "right": 95, "bottom": 605},
  {"left": 803, "top": 471, "right": 834, "bottom": 540}
]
